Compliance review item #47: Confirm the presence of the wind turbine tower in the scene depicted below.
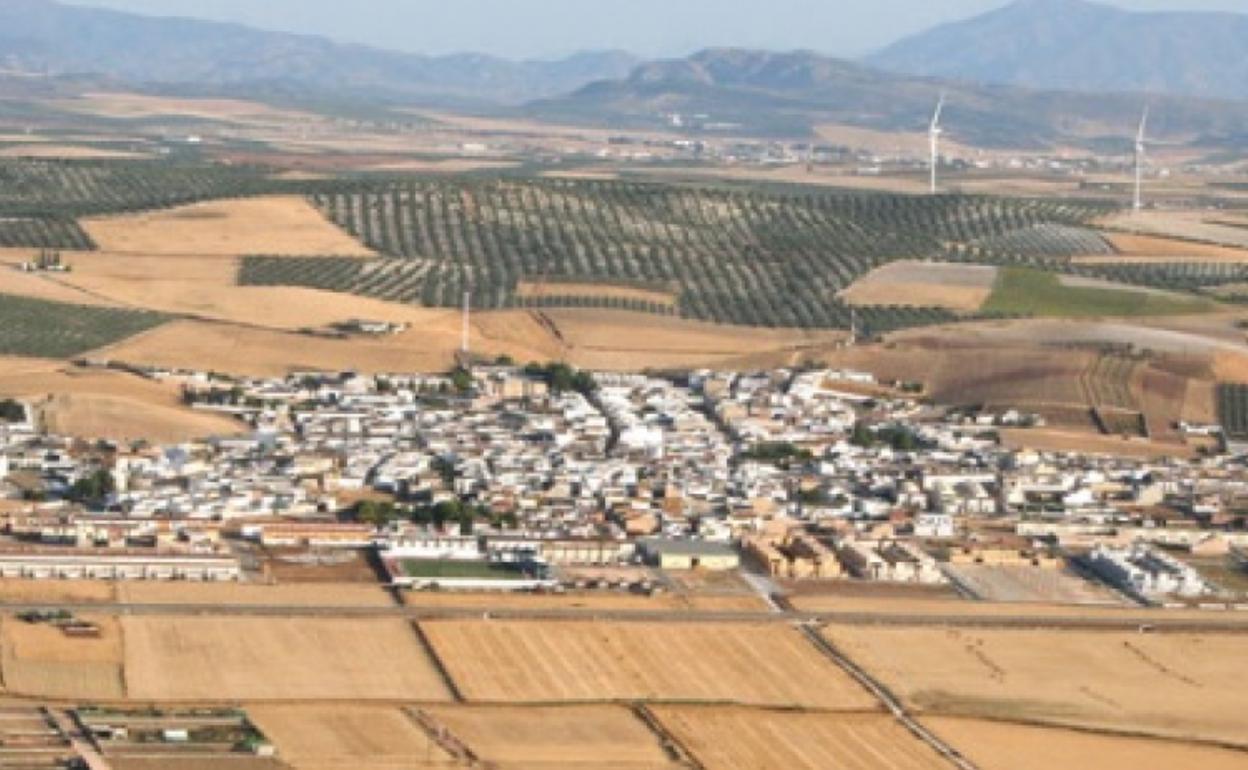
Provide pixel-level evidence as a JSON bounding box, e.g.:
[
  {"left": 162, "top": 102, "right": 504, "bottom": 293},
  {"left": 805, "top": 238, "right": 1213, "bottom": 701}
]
[
  {"left": 929, "top": 94, "right": 945, "bottom": 195},
  {"left": 1133, "top": 107, "right": 1149, "bottom": 213}
]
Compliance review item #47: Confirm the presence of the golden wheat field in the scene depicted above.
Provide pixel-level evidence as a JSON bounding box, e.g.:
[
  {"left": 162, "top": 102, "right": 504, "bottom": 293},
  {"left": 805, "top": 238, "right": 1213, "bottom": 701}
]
[
  {"left": 422, "top": 620, "right": 873, "bottom": 709},
  {"left": 248, "top": 704, "right": 455, "bottom": 770},
  {"left": 925, "top": 717, "right": 1248, "bottom": 770},
  {"left": 0, "top": 614, "right": 125, "bottom": 700},
  {"left": 122, "top": 617, "right": 451, "bottom": 701},
  {"left": 826, "top": 626, "right": 1248, "bottom": 746},
  {"left": 651, "top": 706, "right": 948, "bottom": 770},
  {"left": 424, "top": 704, "right": 681, "bottom": 769}
]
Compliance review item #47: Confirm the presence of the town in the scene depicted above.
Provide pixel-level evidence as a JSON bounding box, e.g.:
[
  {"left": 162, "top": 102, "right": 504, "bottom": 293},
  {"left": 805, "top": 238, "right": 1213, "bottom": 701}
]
[{"left": 2, "top": 361, "right": 1244, "bottom": 610}]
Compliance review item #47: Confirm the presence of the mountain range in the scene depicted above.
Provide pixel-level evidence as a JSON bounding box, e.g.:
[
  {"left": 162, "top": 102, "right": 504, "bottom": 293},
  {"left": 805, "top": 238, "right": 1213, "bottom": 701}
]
[
  {"left": 869, "top": 0, "right": 1248, "bottom": 102},
  {"left": 2, "top": 0, "right": 1248, "bottom": 148},
  {"left": 0, "top": 0, "right": 638, "bottom": 105}
]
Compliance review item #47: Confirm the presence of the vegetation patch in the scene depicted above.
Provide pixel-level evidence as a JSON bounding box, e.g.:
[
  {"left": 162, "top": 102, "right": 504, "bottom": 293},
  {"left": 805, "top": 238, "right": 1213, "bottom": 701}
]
[
  {"left": 1216, "top": 383, "right": 1248, "bottom": 440},
  {"left": 981, "top": 267, "right": 1216, "bottom": 318},
  {"left": 0, "top": 293, "right": 169, "bottom": 358}
]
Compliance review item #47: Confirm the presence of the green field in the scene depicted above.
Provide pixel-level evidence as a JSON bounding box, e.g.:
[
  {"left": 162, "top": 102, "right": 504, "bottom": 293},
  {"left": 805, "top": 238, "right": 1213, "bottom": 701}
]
[
  {"left": 0, "top": 292, "right": 169, "bottom": 358},
  {"left": 400, "top": 559, "right": 531, "bottom": 580},
  {"left": 981, "top": 267, "right": 1217, "bottom": 318}
]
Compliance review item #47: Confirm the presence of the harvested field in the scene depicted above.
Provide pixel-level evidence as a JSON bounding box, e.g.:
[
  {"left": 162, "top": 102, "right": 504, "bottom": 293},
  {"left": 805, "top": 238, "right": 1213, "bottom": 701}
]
[
  {"left": 0, "top": 359, "right": 242, "bottom": 442},
  {"left": 943, "top": 565, "right": 1124, "bottom": 604},
  {"left": 926, "top": 717, "right": 1248, "bottom": 770},
  {"left": 115, "top": 581, "right": 394, "bottom": 607},
  {"left": 122, "top": 617, "right": 451, "bottom": 701},
  {"left": 82, "top": 196, "right": 375, "bottom": 257},
  {"left": 58, "top": 92, "right": 315, "bottom": 124},
  {"left": 1102, "top": 211, "right": 1248, "bottom": 250},
  {"left": 827, "top": 626, "right": 1248, "bottom": 745},
  {"left": 0, "top": 144, "right": 149, "bottom": 160},
  {"left": 0, "top": 578, "right": 114, "bottom": 604},
  {"left": 839, "top": 261, "right": 997, "bottom": 312},
  {"left": 249, "top": 704, "right": 454, "bottom": 770},
  {"left": 1099, "top": 232, "right": 1248, "bottom": 262},
  {"left": 108, "top": 760, "right": 285, "bottom": 770},
  {"left": 999, "top": 427, "right": 1195, "bottom": 458},
  {"left": 652, "top": 706, "right": 948, "bottom": 770},
  {"left": 264, "top": 548, "right": 383, "bottom": 583},
  {"left": 424, "top": 704, "right": 680, "bottom": 768},
  {"left": 0, "top": 615, "right": 125, "bottom": 699},
  {"left": 422, "top": 620, "right": 873, "bottom": 708}
]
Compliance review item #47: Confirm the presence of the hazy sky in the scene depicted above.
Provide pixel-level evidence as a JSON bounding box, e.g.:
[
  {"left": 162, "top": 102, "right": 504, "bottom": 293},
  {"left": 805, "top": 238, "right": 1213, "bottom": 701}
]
[{"left": 68, "top": 0, "right": 1248, "bottom": 59}]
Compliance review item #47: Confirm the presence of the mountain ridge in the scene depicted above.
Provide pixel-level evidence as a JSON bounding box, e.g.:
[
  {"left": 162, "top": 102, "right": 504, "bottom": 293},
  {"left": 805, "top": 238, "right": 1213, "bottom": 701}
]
[{"left": 868, "top": 0, "right": 1248, "bottom": 102}]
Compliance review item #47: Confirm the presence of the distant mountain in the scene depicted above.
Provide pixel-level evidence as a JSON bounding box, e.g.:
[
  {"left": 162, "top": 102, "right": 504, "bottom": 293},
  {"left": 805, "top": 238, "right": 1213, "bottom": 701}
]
[
  {"left": 869, "top": 0, "right": 1248, "bottom": 102},
  {"left": 533, "top": 48, "right": 1248, "bottom": 148},
  {"left": 0, "top": 0, "right": 638, "bottom": 105}
]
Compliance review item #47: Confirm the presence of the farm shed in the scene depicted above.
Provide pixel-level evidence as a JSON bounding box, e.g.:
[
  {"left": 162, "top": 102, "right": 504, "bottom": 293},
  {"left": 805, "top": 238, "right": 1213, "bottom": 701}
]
[{"left": 639, "top": 538, "right": 740, "bottom": 571}]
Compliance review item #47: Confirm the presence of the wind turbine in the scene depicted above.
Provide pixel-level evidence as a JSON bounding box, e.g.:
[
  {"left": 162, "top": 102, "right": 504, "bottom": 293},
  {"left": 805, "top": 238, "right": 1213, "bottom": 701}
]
[
  {"left": 929, "top": 94, "right": 946, "bottom": 195},
  {"left": 1133, "top": 106, "right": 1149, "bottom": 212}
]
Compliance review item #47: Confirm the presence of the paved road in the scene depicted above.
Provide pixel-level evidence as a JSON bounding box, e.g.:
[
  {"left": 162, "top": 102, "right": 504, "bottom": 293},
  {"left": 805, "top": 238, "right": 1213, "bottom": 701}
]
[{"left": 7, "top": 601, "right": 1248, "bottom": 633}]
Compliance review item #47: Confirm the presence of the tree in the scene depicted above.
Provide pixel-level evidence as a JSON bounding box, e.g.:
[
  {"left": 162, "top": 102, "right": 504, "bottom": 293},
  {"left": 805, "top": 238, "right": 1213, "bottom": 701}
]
[
  {"left": 68, "top": 469, "right": 114, "bottom": 506},
  {"left": 450, "top": 367, "right": 473, "bottom": 393}
]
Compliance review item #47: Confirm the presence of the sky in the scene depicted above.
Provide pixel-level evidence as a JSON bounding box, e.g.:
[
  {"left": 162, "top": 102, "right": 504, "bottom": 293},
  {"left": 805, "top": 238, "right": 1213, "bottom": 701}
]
[{"left": 67, "top": 0, "right": 1248, "bottom": 60}]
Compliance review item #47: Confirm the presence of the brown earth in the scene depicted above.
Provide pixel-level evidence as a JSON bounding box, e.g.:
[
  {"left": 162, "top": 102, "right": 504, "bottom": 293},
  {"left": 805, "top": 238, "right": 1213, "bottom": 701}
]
[
  {"left": 248, "top": 704, "right": 454, "bottom": 770},
  {"left": 839, "top": 261, "right": 997, "bottom": 312},
  {"left": 925, "top": 717, "right": 1248, "bottom": 770},
  {"left": 421, "top": 620, "right": 874, "bottom": 709},
  {"left": 652, "top": 706, "right": 948, "bottom": 770},
  {"left": 122, "top": 616, "right": 452, "bottom": 701},
  {"left": 81, "top": 196, "right": 376, "bottom": 257},
  {"left": 424, "top": 704, "right": 680, "bottom": 768},
  {"left": 115, "top": 582, "right": 395, "bottom": 607},
  {"left": 826, "top": 626, "right": 1248, "bottom": 746},
  {"left": 0, "top": 614, "right": 125, "bottom": 700}
]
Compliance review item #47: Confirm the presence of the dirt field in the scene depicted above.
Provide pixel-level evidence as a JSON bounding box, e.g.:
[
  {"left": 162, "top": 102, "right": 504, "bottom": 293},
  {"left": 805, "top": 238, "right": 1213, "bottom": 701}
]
[
  {"left": 109, "top": 760, "right": 286, "bottom": 770},
  {"left": 544, "top": 309, "right": 846, "bottom": 371},
  {"left": 422, "top": 620, "right": 873, "bottom": 708},
  {"left": 999, "top": 427, "right": 1196, "bottom": 458},
  {"left": 248, "top": 705, "right": 454, "bottom": 770},
  {"left": 122, "top": 617, "right": 451, "bottom": 701},
  {"left": 0, "top": 358, "right": 242, "bottom": 442},
  {"left": 0, "top": 614, "right": 125, "bottom": 699},
  {"left": 652, "top": 706, "right": 948, "bottom": 770},
  {"left": 400, "top": 590, "right": 763, "bottom": 612},
  {"left": 0, "top": 579, "right": 115, "bottom": 603},
  {"left": 425, "top": 704, "right": 679, "bottom": 768},
  {"left": 1101, "top": 211, "right": 1248, "bottom": 250},
  {"left": 925, "top": 717, "right": 1248, "bottom": 770},
  {"left": 943, "top": 565, "right": 1124, "bottom": 604},
  {"left": 1097, "top": 232, "right": 1248, "bottom": 261},
  {"left": 0, "top": 144, "right": 149, "bottom": 159},
  {"left": 839, "top": 261, "right": 997, "bottom": 312},
  {"left": 827, "top": 626, "right": 1248, "bottom": 745},
  {"left": 57, "top": 92, "right": 316, "bottom": 125},
  {"left": 115, "top": 582, "right": 394, "bottom": 607},
  {"left": 82, "top": 196, "right": 375, "bottom": 257}
]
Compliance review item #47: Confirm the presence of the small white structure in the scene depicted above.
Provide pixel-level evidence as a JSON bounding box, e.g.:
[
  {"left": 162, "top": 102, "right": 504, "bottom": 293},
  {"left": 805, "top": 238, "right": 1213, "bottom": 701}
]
[{"left": 1088, "top": 544, "right": 1210, "bottom": 599}]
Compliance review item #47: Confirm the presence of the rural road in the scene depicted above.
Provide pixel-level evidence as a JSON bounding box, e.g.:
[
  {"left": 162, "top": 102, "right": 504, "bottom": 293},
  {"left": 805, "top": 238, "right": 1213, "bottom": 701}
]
[{"left": 7, "top": 601, "right": 1248, "bottom": 633}]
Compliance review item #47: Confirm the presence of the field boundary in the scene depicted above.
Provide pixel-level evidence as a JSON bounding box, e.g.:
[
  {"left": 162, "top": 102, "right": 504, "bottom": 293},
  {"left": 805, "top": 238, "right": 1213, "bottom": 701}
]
[
  {"left": 409, "top": 621, "right": 465, "bottom": 702},
  {"left": 799, "top": 623, "right": 979, "bottom": 770},
  {"left": 633, "top": 703, "right": 705, "bottom": 769}
]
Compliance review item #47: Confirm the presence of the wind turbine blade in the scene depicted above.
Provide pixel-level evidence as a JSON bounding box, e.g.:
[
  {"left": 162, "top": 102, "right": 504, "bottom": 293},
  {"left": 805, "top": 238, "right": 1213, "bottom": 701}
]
[
  {"left": 1137, "top": 106, "right": 1149, "bottom": 143},
  {"left": 931, "top": 95, "right": 946, "bottom": 131}
]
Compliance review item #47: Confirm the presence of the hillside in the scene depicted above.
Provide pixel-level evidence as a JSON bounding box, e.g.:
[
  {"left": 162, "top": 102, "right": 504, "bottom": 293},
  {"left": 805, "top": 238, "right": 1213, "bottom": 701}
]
[
  {"left": 0, "top": 0, "right": 637, "bottom": 105},
  {"left": 533, "top": 48, "right": 1248, "bottom": 147},
  {"left": 869, "top": 0, "right": 1248, "bottom": 102}
]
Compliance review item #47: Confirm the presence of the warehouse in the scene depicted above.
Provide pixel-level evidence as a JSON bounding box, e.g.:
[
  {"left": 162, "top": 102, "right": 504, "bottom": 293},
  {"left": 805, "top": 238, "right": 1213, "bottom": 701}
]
[
  {"left": 0, "top": 550, "right": 241, "bottom": 581},
  {"left": 638, "top": 538, "right": 740, "bottom": 571}
]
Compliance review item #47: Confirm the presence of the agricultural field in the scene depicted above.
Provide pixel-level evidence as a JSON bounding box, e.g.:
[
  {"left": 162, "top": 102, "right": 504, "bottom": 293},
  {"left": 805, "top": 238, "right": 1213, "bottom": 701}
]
[
  {"left": 0, "top": 158, "right": 272, "bottom": 218},
  {"left": 122, "top": 617, "right": 452, "bottom": 701},
  {"left": 981, "top": 268, "right": 1217, "bottom": 318},
  {"left": 0, "top": 293, "right": 169, "bottom": 359},
  {"left": 0, "top": 614, "right": 125, "bottom": 700},
  {"left": 240, "top": 178, "right": 1107, "bottom": 331},
  {"left": 0, "top": 358, "right": 241, "bottom": 442},
  {"left": 424, "top": 704, "right": 682, "bottom": 769},
  {"left": 421, "top": 620, "right": 874, "bottom": 708},
  {"left": 0, "top": 216, "right": 94, "bottom": 249},
  {"left": 1218, "top": 383, "right": 1248, "bottom": 439},
  {"left": 1094, "top": 232, "right": 1248, "bottom": 262},
  {"left": 248, "top": 705, "right": 455, "bottom": 770},
  {"left": 826, "top": 626, "right": 1248, "bottom": 745},
  {"left": 1102, "top": 210, "right": 1248, "bottom": 250},
  {"left": 839, "top": 261, "right": 997, "bottom": 312},
  {"left": 925, "top": 717, "right": 1248, "bottom": 770},
  {"left": 114, "top": 581, "right": 395, "bottom": 607},
  {"left": 81, "top": 195, "right": 377, "bottom": 256},
  {"left": 651, "top": 706, "right": 948, "bottom": 770}
]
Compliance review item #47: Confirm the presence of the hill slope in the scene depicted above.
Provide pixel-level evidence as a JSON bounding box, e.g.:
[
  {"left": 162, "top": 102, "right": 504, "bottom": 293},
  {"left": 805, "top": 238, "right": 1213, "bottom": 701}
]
[
  {"left": 0, "top": 0, "right": 637, "bottom": 105},
  {"left": 869, "top": 0, "right": 1248, "bottom": 102},
  {"left": 534, "top": 48, "right": 1248, "bottom": 147}
]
